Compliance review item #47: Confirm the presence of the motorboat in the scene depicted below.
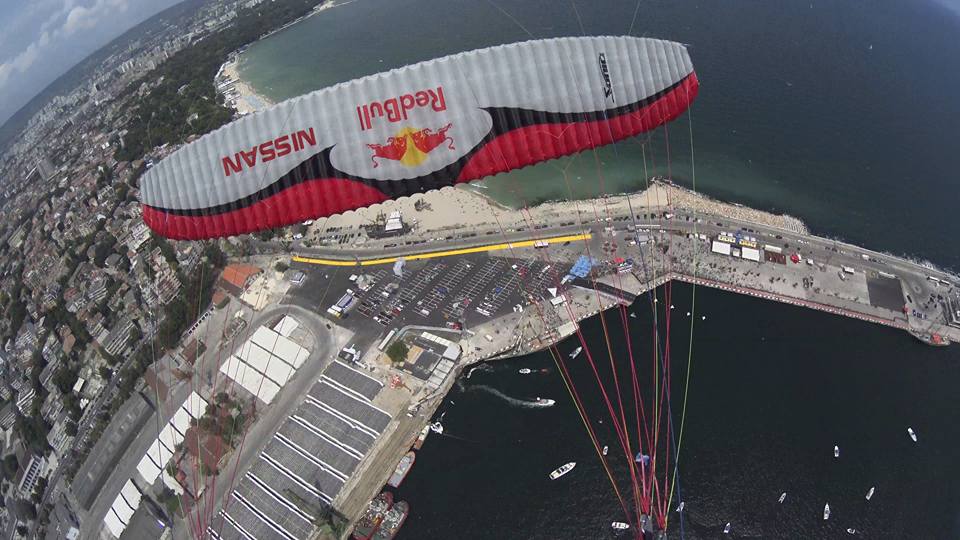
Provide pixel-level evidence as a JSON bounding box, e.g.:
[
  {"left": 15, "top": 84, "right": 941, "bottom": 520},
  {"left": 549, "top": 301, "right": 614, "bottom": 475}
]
[
  {"left": 865, "top": 486, "right": 875, "bottom": 500},
  {"left": 569, "top": 346, "right": 583, "bottom": 359},
  {"left": 823, "top": 503, "right": 830, "bottom": 520},
  {"left": 611, "top": 522, "right": 630, "bottom": 530},
  {"left": 834, "top": 445, "right": 840, "bottom": 458},
  {"left": 723, "top": 522, "right": 731, "bottom": 534},
  {"left": 907, "top": 427, "right": 917, "bottom": 442},
  {"left": 549, "top": 462, "right": 576, "bottom": 480},
  {"left": 602, "top": 445, "right": 608, "bottom": 456},
  {"left": 778, "top": 492, "right": 786, "bottom": 504},
  {"left": 534, "top": 397, "right": 555, "bottom": 406},
  {"left": 630, "top": 312, "right": 637, "bottom": 318},
  {"left": 676, "top": 501, "right": 685, "bottom": 512},
  {"left": 846, "top": 528, "right": 857, "bottom": 535},
  {"left": 429, "top": 422, "right": 444, "bottom": 434},
  {"left": 518, "top": 368, "right": 532, "bottom": 374}
]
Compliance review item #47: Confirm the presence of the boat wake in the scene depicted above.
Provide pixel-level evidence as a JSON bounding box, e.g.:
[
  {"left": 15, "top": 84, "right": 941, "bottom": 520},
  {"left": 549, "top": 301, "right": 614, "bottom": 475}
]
[
  {"left": 465, "top": 363, "right": 494, "bottom": 379},
  {"left": 468, "top": 384, "right": 555, "bottom": 408}
]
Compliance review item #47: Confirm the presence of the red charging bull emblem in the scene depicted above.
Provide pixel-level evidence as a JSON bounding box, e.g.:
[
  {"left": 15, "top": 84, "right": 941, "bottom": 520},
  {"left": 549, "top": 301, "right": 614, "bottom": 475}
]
[{"left": 367, "top": 124, "right": 455, "bottom": 168}]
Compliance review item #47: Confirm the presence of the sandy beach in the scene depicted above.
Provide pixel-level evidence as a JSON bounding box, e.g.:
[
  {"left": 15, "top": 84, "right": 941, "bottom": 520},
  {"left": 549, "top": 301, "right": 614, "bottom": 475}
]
[
  {"left": 220, "top": 59, "right": 273, "bottom": 115},
  {"left": 310, "top": 179, "right": 808, "bottom": 239}
]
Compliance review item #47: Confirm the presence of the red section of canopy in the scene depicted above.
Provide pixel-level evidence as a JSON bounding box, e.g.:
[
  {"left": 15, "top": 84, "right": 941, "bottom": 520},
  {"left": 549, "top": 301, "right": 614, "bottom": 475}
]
[
  {"left": 143, "top": 177, "right": 389, "bottom": 240},
  {"left": 457, "top": 72, "right": 699, "bottom": 182}
]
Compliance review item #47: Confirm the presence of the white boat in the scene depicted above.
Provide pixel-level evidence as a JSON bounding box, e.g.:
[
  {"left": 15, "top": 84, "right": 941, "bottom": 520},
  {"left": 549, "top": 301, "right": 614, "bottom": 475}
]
[
  {"left": 549, "top": 462, "right": 576, "bottom": 480},
  {"left": 834, "top": 445, "right": 840, "bottom": 458},
  {"left": 602, "top": 445, "right": 608, "bottom": 456},
  {"left": 846, "top": 528, "right": 857, "bottom": 535},
  {"left": 723, "top": 522, "right": 731, "bottom": 534},
  {"left": 676, "top": 501, "right": 685, "bottom": 512},
  {"left": 429, "top": 422, "right": 444, "bottom": 434},
  {"left": 865, "top": 486, "right": 875, "bottom": 500},
  {"left": 611, "top": 522, "right": 630, "bottom": 530},
  {"left": 534, "top": 397, "right": 555, "bottom": 406},
  {"left": 630, "top": 312, "right": 637, "bottom": 318},
  {"left": 518, "top": 368, "right": 532, "bottom": 374},
  {"left": 908, "top": 427, "right": 917, "bottom": 442},
  {"left": 569, "top": 347, "right": 583, "bottom": 359},
  {"left": 823, "top": 503, "right": 830, "bottom": 520},
  {"left": 778, "top": 492, "right": 787, "bottom": 504}
]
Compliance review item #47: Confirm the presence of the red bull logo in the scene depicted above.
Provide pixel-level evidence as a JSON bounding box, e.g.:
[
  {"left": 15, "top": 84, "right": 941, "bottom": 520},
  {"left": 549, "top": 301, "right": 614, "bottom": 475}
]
[
  {"left": 368, "top": 124, "right": 454, "bottom": 168},
  {"left": 356, "top": 86, "right": 447, "bottom": 131}
]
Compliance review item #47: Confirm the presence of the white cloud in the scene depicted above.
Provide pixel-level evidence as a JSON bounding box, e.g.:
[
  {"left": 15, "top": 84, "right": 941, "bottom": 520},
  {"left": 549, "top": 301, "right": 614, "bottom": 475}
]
[
  {"left": 0, "top": 0, "right": 130, "bottom": 90},
  {"left": 62, "top": 0, "right": 130, "bottom": 36}
]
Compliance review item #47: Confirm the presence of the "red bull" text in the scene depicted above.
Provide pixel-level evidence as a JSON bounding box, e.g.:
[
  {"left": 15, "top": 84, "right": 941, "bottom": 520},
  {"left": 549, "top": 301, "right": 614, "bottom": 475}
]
[{"left": 356, "top": 86, "right": 447, "bottom": 131}]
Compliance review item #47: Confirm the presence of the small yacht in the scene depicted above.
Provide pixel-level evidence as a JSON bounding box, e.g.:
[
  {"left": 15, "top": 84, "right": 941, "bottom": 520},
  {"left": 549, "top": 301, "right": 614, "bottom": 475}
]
[
  {"left": 534, "top": 397, "right": 555, "bottom": 406},
  {"left": 723, "top": 522, "right": 731, "bottom": 534},
  {"left": 676, "top": 502, "right": 685, "bottom": 512},
  {"left": 602, "top": 445, "right": 609, "bottom": 456},
  {"left": 846, "top": 528, "right": 857, "bottom": 535},
  {"left": 611, "top": 522, "right": 630, "bottom": 530},
  {"left": 630, "top": 312, "right": 637, "bottom": 319},
  {"left": 429, "top": 422, "right": 444, "bottom": 434},
  {"left": 865, "top": 486, "right": 875, "bottom": 500},
  {"left": 834, "top": 445, "right": 840, "bottom": 458},
  {"left": 569, "top": 346, "right": 583, "bottom": 359},
  {"left": 549, "top": 462, "right": 576, "bottom": 480},
  {"left": 823, "top": 503, "right": 831, "bottom": 520},
  {"left": 518, "top": 368, "right": 532, "bottom": 374},
  {"left": 907, "top": 427, "right": 917, "bottom": 442},
  {"left": 778, "top": 492, "right": 787, "bottom": 504}
]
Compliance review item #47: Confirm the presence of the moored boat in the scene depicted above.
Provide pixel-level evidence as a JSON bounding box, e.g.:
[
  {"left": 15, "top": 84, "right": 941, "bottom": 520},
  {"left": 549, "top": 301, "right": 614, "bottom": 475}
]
[
  {"left": 387, "top": 451, "right": 416, "bottom": 488},
  {"left": 412, "top": 425, "right": 430, "bottom": 450},
  {"left": 353, "top": 492, "right": 393, "bottom": 540},
  {"left": 549, "top": 462, "right": 576, "bottom": 480},
  {"left": 429, "top": 421, "right": 444, "bottom": 434},
  {"left": 372, "top": 500, "right": 409, "bottom": 540}
]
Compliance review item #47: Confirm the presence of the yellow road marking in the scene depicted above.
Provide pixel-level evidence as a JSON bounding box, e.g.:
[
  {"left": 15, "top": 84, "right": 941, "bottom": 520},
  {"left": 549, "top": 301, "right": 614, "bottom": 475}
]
[{"left": 292, "top": 233, "right": 592, "bottom": 267}]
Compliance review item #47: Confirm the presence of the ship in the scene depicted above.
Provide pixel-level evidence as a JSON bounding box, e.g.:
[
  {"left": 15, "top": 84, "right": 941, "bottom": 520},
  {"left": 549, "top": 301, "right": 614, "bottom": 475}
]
[
  {"left": 352, "top": 491, "right": 393, "bottom": 540},
  {"left": 387, "top": 451, "right": 415, "bottom": 488},
  {"left": 549, "top": 462, "right": 576, "bottom": 480},
  {"left": 372, "top": 500, "right": 409, "bottom": 540},
  {"left": 569, "top": 346, "right": 582, "bottom": 359},
  {"left": 412, "top": 425, "right": 430, "bottom": 450}
]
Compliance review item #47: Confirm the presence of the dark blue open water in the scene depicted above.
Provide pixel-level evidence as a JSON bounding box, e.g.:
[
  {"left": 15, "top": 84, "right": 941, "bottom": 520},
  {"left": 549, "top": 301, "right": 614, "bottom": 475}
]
[{"left": 236, "top": 1, "right": 960, "bottom": 537}]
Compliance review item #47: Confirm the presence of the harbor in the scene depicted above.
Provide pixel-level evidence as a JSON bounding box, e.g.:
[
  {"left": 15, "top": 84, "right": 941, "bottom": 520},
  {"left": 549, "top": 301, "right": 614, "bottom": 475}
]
[{"left": 249, "top": 180, "right": 960, "bottom": 538}]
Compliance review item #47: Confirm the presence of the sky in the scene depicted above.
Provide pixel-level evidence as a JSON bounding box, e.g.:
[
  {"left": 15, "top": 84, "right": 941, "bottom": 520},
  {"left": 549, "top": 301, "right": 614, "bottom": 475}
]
[{"left": 0, "top": 0, "right": 184, "bottom": 127}]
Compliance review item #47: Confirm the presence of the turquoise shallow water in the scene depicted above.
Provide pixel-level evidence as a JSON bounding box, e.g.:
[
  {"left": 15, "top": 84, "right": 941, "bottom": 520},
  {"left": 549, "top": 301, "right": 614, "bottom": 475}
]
[{"left": 236, "top": 1, "right": 960, "bottom": 537}]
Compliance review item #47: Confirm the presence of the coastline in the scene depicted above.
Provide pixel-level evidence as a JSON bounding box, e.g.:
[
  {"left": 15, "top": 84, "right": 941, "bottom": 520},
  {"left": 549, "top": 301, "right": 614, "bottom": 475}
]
[{"left": 309, "top": 178, "right": 810, "bottom": 241}]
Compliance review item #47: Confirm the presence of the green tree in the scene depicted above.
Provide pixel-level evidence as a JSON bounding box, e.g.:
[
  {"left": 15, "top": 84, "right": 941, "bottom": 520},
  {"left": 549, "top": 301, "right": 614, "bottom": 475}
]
[
  {"left": 2, "top": 454, "right": 19, "bottom": 479},
  {"left": 386, "top": 341, "right": 409, "bottom": 365},
  {"left": 274, "top": 261, "right": 289, "bottom": 273}
]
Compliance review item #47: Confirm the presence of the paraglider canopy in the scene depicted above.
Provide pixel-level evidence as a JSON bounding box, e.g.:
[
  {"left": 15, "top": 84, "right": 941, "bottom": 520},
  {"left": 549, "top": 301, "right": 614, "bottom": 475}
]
[{"left": 140, "top": 36, "right": 697, "bottom": 239}]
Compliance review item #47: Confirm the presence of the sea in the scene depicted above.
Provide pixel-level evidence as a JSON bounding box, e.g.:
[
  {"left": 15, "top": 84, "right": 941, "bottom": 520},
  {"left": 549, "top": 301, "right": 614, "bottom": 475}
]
[{"left": 236, "top": 1, "right": 960, "bottom": 537}]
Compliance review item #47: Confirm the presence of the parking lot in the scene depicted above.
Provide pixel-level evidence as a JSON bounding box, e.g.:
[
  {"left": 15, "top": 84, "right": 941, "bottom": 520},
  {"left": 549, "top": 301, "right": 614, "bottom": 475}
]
[
  {"left": 288, "top": 250, "right": 575, "bottom": 352},
  {"left": 210, "top": 361, "right": 389, "bottom": 540}
]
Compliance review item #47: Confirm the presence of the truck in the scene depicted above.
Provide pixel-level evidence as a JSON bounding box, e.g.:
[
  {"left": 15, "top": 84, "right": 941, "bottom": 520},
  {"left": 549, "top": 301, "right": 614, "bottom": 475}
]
[{"left": 534, "top": 240, "right": 549, "bottom": 249}]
